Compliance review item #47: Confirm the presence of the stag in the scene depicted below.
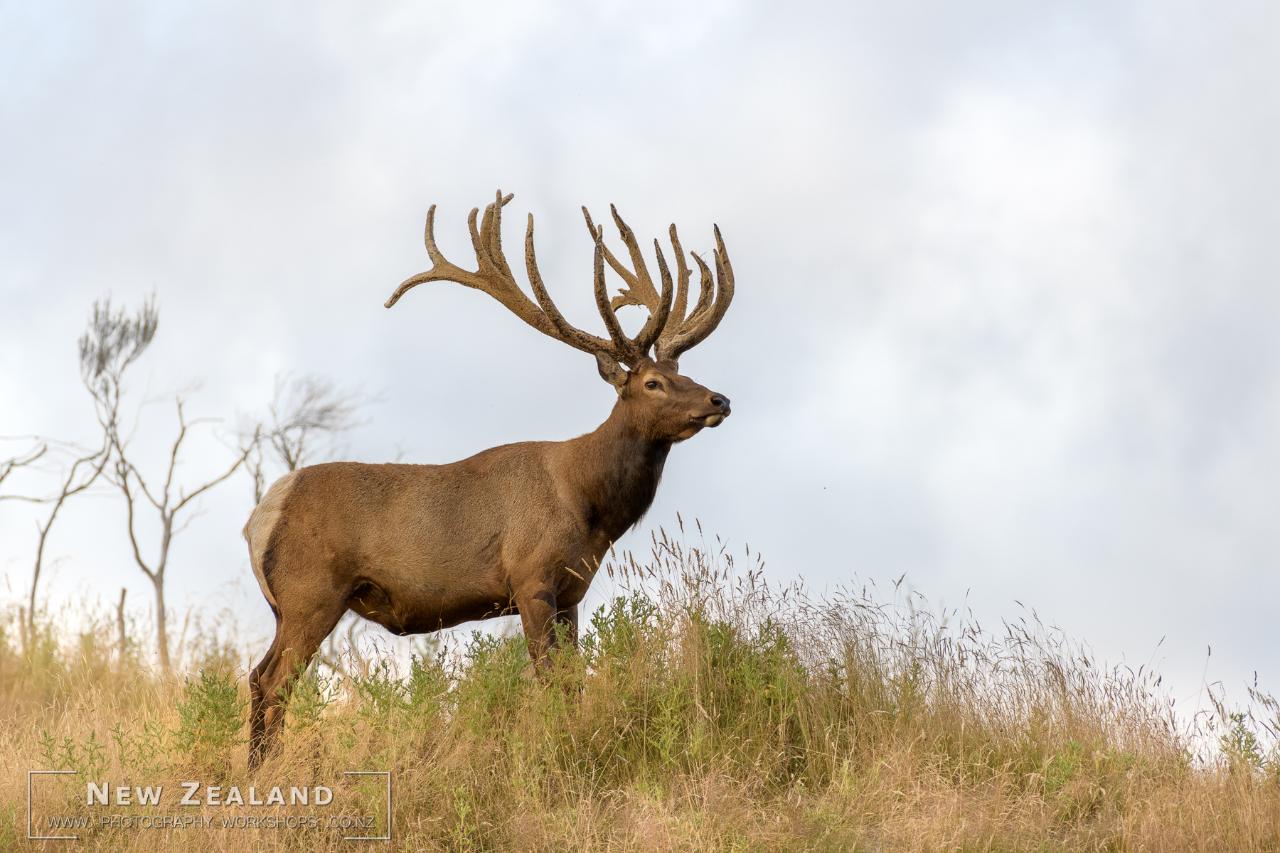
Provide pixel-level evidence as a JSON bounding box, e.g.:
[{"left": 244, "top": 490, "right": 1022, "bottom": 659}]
[{"left": 246, "top": 191, "right": 734, "bottom": 767}]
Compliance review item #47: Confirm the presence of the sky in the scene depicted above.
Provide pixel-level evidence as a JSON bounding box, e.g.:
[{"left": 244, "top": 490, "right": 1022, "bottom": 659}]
[{"left": 2, "top": 1, "right": 1278, "bottom": 712}]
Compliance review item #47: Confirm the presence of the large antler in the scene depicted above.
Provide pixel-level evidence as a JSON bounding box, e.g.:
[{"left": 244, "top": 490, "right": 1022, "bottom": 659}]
[
  {"left": 386, "top": 191, "right": 733, "bottom": 369},
  {"left": 581, "top": 206, "right": 734, "bottom": 365},
  {"left": 386, "top": 191, "right": 627, "bottom": 363}
]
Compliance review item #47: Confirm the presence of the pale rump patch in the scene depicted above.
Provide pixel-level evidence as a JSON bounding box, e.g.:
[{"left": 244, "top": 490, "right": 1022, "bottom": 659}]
[{"left": 243, "top": 471, "right": 300, "bottom": 611}]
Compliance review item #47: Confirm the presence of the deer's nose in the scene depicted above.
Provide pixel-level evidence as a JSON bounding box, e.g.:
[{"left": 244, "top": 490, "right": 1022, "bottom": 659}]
[{"left": 710, "top": 394, "right": 730, "bottom": 412}]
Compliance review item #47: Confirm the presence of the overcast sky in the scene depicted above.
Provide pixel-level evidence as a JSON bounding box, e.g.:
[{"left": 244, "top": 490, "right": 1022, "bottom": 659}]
[{"left": 2, "top": 1, "right": 1278, "bottom": 710}]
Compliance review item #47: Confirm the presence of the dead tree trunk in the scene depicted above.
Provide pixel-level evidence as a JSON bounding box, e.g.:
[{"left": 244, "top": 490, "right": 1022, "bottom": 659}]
[
  {"left": 112, "top": 401, "right": 251, "bottom": 674},
  {"left": 115, "top": 588, "right": 128, "bottom": 664}
]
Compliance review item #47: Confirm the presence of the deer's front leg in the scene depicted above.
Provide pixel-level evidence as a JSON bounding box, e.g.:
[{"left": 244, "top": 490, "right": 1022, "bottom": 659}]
[
  {"left": 514, "top": 584, "right": 558, "bottom": 670},
  {"left": 553, "top": 604, "right": 579, "bottom": 649}
]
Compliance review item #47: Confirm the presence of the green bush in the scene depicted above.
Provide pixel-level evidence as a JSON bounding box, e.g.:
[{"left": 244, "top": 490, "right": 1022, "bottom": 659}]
[{"left": 172, "top": 668, "right": 244, "bottom": 774}]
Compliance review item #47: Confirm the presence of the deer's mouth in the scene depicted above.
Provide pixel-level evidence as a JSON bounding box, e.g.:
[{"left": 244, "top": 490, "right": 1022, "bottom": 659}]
[{"left": 692, "top": 412, "right": 727, "bottom": 428}]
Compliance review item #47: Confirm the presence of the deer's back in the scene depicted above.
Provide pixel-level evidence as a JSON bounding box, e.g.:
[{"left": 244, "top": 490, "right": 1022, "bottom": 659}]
[{"left": 244, "top": 443, "right": 568, "bottom": 596}]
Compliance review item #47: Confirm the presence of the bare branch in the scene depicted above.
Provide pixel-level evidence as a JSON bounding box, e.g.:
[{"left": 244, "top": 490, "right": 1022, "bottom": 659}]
[
  {"left": 161, "top": 399, "right": 190, "bottom": 508},
  {"left": 0, "top": 443, "right": 47, "bottom": 493},
  {"left": 110, "top": 435, "right": 164, "bottom": 511},
  {"left": 79, "top": 294, "right": 159, "bottom": 400},
  {"left": 173, "top": 440, "right": 254, "bottom": 514},
  {"left": 116, "top": 459, "right": 156, "bottom": 582},
  {"left": 0, "top": 493, "right": 53, "bottom": 505}
]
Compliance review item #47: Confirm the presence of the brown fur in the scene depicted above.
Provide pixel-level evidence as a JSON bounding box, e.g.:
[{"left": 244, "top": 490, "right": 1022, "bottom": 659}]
[{"left": 246, "top": 360, "right": 730, "bottom": 766}]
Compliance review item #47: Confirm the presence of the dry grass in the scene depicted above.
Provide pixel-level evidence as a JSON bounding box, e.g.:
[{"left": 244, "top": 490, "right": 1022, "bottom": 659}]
[{"left": 3, "top": 527, "right": 1279, "bottom": 851}]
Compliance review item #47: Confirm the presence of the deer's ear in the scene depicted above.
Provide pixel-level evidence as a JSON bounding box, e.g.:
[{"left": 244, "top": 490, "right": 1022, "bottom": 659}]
[{"left": 595, "top": 352, "right": 628, "bottom": 393}]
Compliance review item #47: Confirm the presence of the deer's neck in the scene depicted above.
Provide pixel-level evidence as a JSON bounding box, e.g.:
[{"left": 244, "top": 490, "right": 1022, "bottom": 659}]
[{"left": 570, "top": 409, "right": 671, "bottom": 541}]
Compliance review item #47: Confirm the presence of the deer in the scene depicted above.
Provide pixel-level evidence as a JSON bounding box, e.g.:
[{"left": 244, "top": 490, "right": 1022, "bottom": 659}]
[{"left": 245, "top": 191, "right": 734, "bottom": 768}]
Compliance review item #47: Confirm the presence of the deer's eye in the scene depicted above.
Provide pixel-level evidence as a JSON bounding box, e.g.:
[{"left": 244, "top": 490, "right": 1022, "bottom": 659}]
[{"left": 644, "top": 380, "right": 661, "bottom": 390}]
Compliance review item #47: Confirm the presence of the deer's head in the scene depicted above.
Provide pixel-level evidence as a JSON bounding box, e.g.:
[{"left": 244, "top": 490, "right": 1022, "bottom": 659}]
[
  {"left": 599, "top": 356, "right": 731, "bottom": 443},
  {"left": 386, "top": 192, "right": 735, "bottom": 444}
]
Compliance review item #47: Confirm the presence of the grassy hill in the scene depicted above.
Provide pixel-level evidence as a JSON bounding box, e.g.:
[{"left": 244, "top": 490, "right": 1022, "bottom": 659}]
[{"left": 3, "top": 532, "right": 1278, "bottom": 850}]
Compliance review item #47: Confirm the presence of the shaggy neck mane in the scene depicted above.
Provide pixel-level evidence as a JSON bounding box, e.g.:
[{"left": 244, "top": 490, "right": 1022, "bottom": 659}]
[{"left": 568, "top": 403, "right": 672, "bottom": 541}]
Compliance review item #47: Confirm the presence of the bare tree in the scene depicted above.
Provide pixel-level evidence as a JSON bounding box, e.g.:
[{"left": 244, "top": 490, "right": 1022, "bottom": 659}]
[
  {"left": 81, "top": 296, "right": 252, "bottom": 673},
  {"left": 110, "top": 398, "right": 255, "bottom": 673},
  {"left": 21, "top": 442, "right": 111, "bottom": 647},
  {"left": 0, "top": 442, "right": 54, "bottom": 648},
  {"left": 0, "top": 297, "right": 147, "bottom": 646},
  {"left": 246, "top": 373, "right": 362, "bottom": 503},
  {"left": 267, "top": 373, "right": 361, "bottom": 471}
]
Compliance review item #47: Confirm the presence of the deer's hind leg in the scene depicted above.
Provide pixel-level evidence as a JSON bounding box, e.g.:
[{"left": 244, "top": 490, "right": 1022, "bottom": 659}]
[
  {"left": 248, "top": 592, "right": 347, "bottom": 769},
  {"left": 248, "top": 630, "right": 279, "bottom": 764}
]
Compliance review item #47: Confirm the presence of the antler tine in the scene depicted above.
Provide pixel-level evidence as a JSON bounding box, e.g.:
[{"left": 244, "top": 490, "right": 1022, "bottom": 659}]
[
  {"left": 479, "top": 190, "right": 516, "bottom": 283},
  {"left": 654, "top": 225, "right": 734, "bottom": 363},
  {"left": 582, "top": 206, "right": 662, "bottom": 313},
  {"left": 385, "top": 204, "right": 485, "bottom": 308},
  {"left": 581, "top": 209, "right": 626, "bottom": 298},
  {"left": 647, "top": 250, "right": 712, "bottom": 361},
  {"left": 386, "top": 192, "right": 598, "bottom": 356},
  {"left": 607, "top": 205, "right": 662, "bottom": 311},
  {"left": 667, "top": 224, "right": 691, "bottom": 329},
  {"left": 469, "top": 199, "right": 498, "bottom": 279},
  {"left": 523, "top": 213, "right": 624, "bottom": 359},
  {"left": 632, "top": 239, "right": 675, "bottom": 355},
  {"left": 685, "top": 252, "right": 715, "bottom": 325},
  {"left": 423, "top": 204, "right": 446, "bottom": 267},
  {"left": 713, "top": 224, "right": 735, "bottom": 306},
  {"left": 583, "top": 220, "right": 643, "bottom": 360},
  {"left": 590, "top": 234, "right": 638, "bottom": 360}
]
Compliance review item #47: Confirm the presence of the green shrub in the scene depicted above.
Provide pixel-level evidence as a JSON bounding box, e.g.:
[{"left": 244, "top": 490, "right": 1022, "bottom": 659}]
[{"left": 172, "top": 668, "right": 244, "bottom": 774}]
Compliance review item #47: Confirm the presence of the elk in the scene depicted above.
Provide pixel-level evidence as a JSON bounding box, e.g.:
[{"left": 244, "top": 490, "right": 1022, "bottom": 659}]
[{"left": 245, "top": 191, "right": 734, "bottom": 767}]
